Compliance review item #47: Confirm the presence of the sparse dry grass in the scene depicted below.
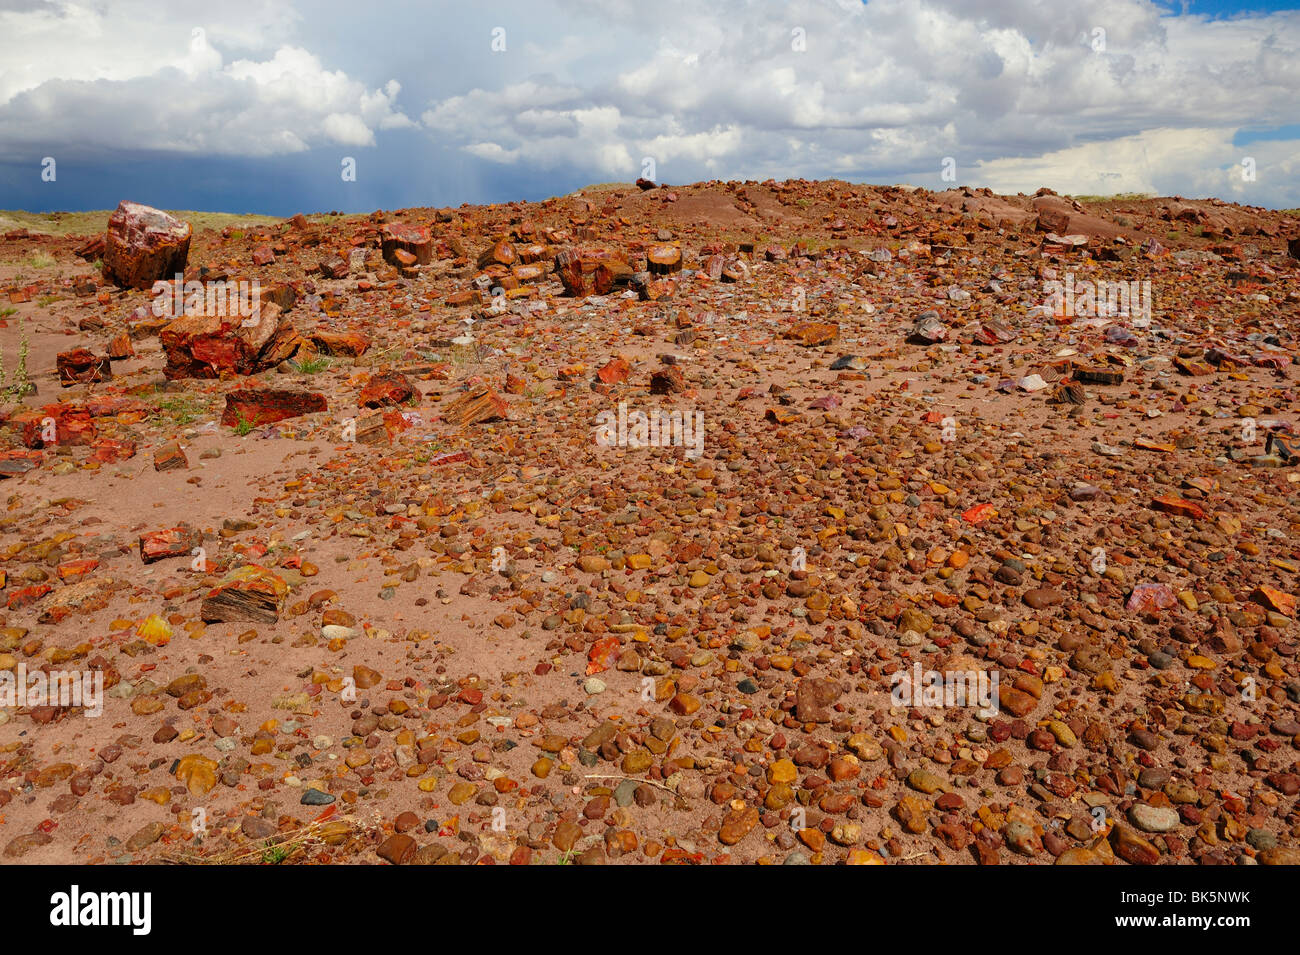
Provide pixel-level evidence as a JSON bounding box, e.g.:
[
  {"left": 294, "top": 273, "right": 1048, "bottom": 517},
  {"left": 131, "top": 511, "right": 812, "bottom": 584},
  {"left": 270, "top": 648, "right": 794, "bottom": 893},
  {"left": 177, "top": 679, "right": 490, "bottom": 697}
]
[{"left": 158, "top": 819, "right": 327, "bottom": 866}]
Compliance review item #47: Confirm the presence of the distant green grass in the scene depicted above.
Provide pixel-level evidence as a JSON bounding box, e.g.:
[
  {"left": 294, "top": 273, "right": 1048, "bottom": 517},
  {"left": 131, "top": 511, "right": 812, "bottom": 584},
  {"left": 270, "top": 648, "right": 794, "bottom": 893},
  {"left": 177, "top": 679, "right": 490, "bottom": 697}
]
[
  {"left": 0, "top": 209, "right": 285, "bottom": 237},
  {"left": 566, "top": 182, "right": 630, "bottom": 196},
  {"left": 1071, "top": 192, "right": 1156, "bottom": 203}
]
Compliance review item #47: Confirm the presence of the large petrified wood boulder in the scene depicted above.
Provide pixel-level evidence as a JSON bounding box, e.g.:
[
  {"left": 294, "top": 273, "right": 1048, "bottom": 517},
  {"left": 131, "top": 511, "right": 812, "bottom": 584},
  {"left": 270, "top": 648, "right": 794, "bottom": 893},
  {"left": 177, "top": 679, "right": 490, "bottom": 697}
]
[{"left": 103, "top": 201, "right": 192, "bottom": 290}]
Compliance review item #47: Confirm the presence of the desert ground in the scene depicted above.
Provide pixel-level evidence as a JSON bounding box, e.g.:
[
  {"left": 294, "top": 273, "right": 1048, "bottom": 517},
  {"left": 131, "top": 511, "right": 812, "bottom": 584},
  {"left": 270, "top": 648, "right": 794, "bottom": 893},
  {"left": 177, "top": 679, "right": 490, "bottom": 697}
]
[{"left": 0, "top": 180, "right": 1297, "bottom": 865}]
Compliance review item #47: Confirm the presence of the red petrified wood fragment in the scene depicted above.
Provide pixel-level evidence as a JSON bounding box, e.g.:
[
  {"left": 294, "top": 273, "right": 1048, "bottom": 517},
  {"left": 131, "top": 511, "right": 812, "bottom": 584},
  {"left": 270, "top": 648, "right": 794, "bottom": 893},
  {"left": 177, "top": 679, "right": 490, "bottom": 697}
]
[
  {"left": 444, "top": 387, "right": 507, "bottom": 426},
  {"left": 650, "top": 366, "right": 686, "bottom": 394},
  {"left": 7, "top": 584, "right": 51, "bottom": 611},
  {"left": 139, "top": 525, "right": 202, "bottom": 564},
  {"left": 43, "top": 404, "right": 96, "bottom": 445},
  {"left": 647, "top": 244, "right": 683, "bottom": 275},
  {"left": 221, "top": 388, "right": 328, "bottom": 427},
  {"left": 200, "top": 565, "right": 289, "bottom": 624},
  {"left": 554, "top": 250, "right": 587, "bottom": 297},
  {"left": 91, "top": 439, "right": 136, "bottom": 463},
  {"left": 597, "top": 357, "right": 631, "bottom": 385},
  {"left": 359, "top": 371, "right": 416, "bottom": 408},
  {"left": 153, "top": 441, "right": 188, "bottom": 471},
  {"left": 380, "top": 223, "right": 433, "bottom": 266},
  {"left": 318, "top": 256, "right": 348, "bottom": 279},
  {"left": 593, "top": 259, "right": 634, "bottom": 294},
  {"left": 57, "top": 349, "right": 112, "bottom": 386},
  {"left": 160, "top": 304, "right": 301, "bottom": 379},
  {"left": 107, "top": 331, "right": 135, "bottom": 359},
  {"left": 1150, "top": 495, "right": 1206, "bottom": 521},
  {"left": 310, "top": 332, "right": 370, "bottom": 357},
  {"left": 16, "top": 405, "right": 96, "bottom": 447},
  {"left": 476, "top": 239, "right": 517, "bottom": 270}
]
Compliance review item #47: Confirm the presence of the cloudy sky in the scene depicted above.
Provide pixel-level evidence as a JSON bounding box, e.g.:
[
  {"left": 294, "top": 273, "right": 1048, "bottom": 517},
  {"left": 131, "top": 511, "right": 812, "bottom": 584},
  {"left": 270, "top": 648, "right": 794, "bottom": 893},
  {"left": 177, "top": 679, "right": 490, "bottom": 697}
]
[{"left": 1, "top": 0, "right": 1297, "bottom": 214}]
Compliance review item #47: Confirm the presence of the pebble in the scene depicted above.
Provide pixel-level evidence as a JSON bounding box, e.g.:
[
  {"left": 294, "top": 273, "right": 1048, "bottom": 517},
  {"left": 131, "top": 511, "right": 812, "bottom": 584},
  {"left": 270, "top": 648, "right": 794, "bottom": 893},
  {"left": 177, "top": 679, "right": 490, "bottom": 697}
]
[{"left": 1129, "top": 803, "right": 1180, "bottom": 833}]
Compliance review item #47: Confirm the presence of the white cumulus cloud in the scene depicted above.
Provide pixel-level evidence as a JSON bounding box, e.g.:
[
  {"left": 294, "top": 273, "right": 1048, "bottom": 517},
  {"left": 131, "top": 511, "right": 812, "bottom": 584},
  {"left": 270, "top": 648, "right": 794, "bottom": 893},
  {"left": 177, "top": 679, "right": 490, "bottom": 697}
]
[{"left": 0, "top": 0, "right": 413, "bottom": 159}]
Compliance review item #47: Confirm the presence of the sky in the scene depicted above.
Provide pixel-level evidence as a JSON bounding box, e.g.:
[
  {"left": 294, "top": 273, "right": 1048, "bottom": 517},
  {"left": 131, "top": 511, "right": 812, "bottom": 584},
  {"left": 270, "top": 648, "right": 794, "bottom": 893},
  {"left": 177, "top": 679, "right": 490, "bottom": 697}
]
[{"left": 0, "top": 0, "right": 1297, "bottom": 214}]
